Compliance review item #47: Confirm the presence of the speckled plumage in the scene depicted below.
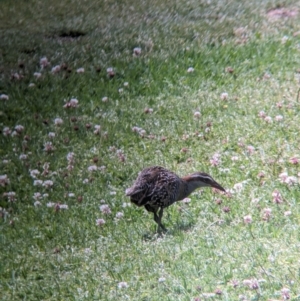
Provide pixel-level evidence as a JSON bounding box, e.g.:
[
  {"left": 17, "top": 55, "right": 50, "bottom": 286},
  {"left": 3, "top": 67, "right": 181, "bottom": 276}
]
[{"left": 126, "top": 166, "right": 225, "bottom": 231}]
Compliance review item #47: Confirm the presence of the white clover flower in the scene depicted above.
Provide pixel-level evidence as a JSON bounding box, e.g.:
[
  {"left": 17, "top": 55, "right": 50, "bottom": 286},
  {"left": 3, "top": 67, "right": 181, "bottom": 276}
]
[
  {"left": 33, "top": 180, "right": 43, "bottom": 186},
  {"left": 182, "top": 198, "right": 191, "bottom": 204},
  {"left": 63, "top": 98, "right": 79, "bottom": 108},
  {"left": 285, "top": 176, "right": 298, "bottom": 185},
  {"left": 133, "top": 47, "right": 142, "bottom": 56},
  {"left": 158, "top": 277, "right": 166, "bottom": 283},
  {"left": 15, "top": 125, "right": 24, "bottom": 133},
  {"left": 94, "top": 125, "right": 101, "bottom": 135},
  {"left": 69, "top": 98, "right": 79, "bottom": 107},
  {"left": 193, "top": 111, "right": 201, "bottom": 118},
  {"left": 19, "top": 154, "right": 27, "bottom": 160},
  {"left": 281, "top": 287, "right": 290, "bottom": 300},
  {"left": 187, "top": 67, "right": 194, "bottom": 73},
  {"left": 3, "top": 127, "right": 11, "bottom": 136},
  {"left": 33, "top": 72, "right": 42, "bottom": 79},
  {"left": 284, "top": 211, "right": 292, "bottom": 216},
  {"left": 0, "top": 94, "right": 9, "bottom": 100},
  {"left": 68, "top": 193, "right": 75, "bottom": 198},
  {"left": 88, "top": 165, "right": 98, "bottom": 172},
  {"left": 258, "top": 111, "right": 266, "bottom": 118},
  {"left": 118, "top": 282, "right": 128, "bottom": 289},
  {"left": 84, "top": 248, "right": 92, "bottom": 254},
  {"left": 210, "top": 153, "right": 221, "bottom": 166},
  {"left": 67, "top": 152, "right": 75, "bottom": 161},
  {"left": 30, "top": 169, "right": 40, "bottom": 178},
  {"left": 59, "top": 204, "right": 69, "bottom": 209},
  {"left": 48, "top": 132, "right": 55, "bottom": 138},
  {"left": 11, "top": 131, "right": 18, "bottom": 137},
  {"left": 40, "top": 57, "right": 49, "bottom": 68},
  {"left": 275, "top": 115, "right": 283, "bottom": 121},
  {"left": 262, "top": 208, "right": 272, "bottom": 221},
  {"left": 51, "top": 65, "right": 61, "bottom": 74},
  {"left": 76, "top": 67, "right": 85, "bottom": 73},
  {"left": 96, "top": 218, "right": 105, "bottom": 226},
  {"left": 243, "top": 215, "right": 252, "bottom": 224},
  {"left": 100, "top": 204, "right": 111, "bottom": 214},
  {"left": 42, "top": 180, "right": 53, "bottom": 188},
  {"left": 5, "top": 191, "right": 16, "bottom": 202},
  {"left": 0, "top": 174, "right": 10, "bottom": 187},
  {"left": 220, "top": 92, "right": 229, "bottom": 100},
  {"left": 264, "top": 116, "right": 272, "bottom": 123},
  {"left": 54, "top": 118, "right": 63, "bottom": 125},
  {"left": 44, "top": 141, "right": 54, "bottom": 152},
  {"left": 102, "top": 96, "right": 108, "bottom": 102},
  {"left": 115, "top": 212, "right": 124, "bottom": 219},
  {"left": 247, "top": 145, "right": 255, "bottom": 154},
  {"left": 233, "top": 182, "right": 243, "bottom": 192},
  {"left": 106, "top": 67, "right": 115, "bottom": 77},
  {"left": 33, "top": 192, "right": 42, "bottom": 200},
  {"left": 34, "top": 201, "right": 42, "bottom": 207}
]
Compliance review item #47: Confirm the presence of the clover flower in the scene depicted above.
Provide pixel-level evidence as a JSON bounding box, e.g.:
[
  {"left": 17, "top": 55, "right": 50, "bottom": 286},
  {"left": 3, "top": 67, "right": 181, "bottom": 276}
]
[
  {"left": 40, "top": 57, "right": 50, "bottom": 68},
  {"left": 4, "top": 192, "right": 16, "bottom": 202},
  {"left": 220, "top": 92, "right": 228, "bottom": 100},
  {"left": 34, "top": 72, "right": 42, "bottom": 79},
  {"left": 133, "top": 47, "right": 141, "bottom": 56},
  {"left": 194, "top": 111, "right": 201, "bottom": 118},
  {"left": 42, "top": 180, "right": 54, "bottom": 188},
  {"left": 88, "top": 165, "right": 98, "bottom": 172},
  {"left": 115, "top": 212, "right": 124, "bottom": 219},
  {"left": 96, "top": 218, "right": 105, "bottom": 226},
  {"left": 0, "top": 174, "right": 10, "bottom": 187},
  {"left": 262, "top": 208, "right": 272, "bottom": 221},
  {"left": 51, "top": 65, "right": 61, "bottom": 74},
  {"left": 100, "top": 204, "right": 111, "bottom": 214},
  {"left": 118, "top": 281, "right": 128, "bottom": 289},
  {"left": 54, "top": 118, "right": 63, "bottom": 125},
  {"left": 210, "top": 153, "right": 221, "bottom": 166},
  {"left": 243, "top": 215, "right": 252, "bottom": 224},
  {"left": 3, "top": 127, "right": 11, "bottom": 136},
  {"left": 76, "top": 67, "right": 85, "bottom": 73},
  {"left": 0, "top": 94, "right": 9, "bottom": 100},
  {"left": 30, "top": 169, "right": 40, "bottom": 178}
]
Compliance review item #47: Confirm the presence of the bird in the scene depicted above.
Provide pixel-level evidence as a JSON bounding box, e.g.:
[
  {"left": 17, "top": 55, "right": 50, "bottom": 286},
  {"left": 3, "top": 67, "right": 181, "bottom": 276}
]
[{"left": 125, "top": 166, "right": 226, "bottom": 231}]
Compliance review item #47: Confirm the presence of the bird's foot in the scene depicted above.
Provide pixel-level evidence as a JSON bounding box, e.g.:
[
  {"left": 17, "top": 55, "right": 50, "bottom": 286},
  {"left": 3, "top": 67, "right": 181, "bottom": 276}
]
[{"left": 157, "top": 224, "right": 167, "bottom": 234}]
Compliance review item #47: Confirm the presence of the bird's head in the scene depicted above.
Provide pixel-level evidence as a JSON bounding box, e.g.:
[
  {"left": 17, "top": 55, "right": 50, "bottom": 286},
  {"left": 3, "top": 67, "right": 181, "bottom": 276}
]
[{"left": 184, "top": 172, "right": 226, "bottom": 192}]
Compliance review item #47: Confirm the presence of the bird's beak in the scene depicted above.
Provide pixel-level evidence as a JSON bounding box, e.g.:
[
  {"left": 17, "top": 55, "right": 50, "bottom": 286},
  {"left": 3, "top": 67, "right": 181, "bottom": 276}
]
[{"left": 211, "top": 181, "right": 226, "bottom": 192}]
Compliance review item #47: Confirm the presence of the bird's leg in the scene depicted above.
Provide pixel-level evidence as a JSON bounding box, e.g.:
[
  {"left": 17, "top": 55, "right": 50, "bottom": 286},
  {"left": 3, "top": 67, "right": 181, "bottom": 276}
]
[{"left": 154, "top": 207, "right": 166, "bottom": 232}]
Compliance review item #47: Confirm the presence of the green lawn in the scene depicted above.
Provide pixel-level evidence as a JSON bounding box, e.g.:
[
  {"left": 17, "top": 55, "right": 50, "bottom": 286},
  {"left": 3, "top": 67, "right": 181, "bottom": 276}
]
[{"left": 1, "top": 0, "right": 300, "bottom": 300}]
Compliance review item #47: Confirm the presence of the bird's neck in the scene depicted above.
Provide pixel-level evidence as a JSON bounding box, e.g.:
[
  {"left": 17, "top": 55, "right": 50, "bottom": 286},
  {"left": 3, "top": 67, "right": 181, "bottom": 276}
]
[{"left": 177, "top": 177, "right": 203, "bottom": 201}]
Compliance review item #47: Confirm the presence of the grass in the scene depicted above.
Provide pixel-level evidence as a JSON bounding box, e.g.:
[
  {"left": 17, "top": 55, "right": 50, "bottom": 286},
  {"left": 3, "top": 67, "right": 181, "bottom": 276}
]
[{"left": 1, "top": 0, "right": 300, "bottom": 300}]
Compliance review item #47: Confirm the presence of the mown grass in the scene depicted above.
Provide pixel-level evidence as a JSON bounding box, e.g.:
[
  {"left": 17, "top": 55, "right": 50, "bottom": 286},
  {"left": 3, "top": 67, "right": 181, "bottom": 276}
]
[{"left": 1, "top": 0, "right": 300, "bottom": 300}]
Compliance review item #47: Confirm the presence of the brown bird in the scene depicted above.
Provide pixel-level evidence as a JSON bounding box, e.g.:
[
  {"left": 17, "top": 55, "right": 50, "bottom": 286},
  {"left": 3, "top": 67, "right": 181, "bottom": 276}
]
[{"left": 126, "top": 166, "right": 225, "bottom": 231}]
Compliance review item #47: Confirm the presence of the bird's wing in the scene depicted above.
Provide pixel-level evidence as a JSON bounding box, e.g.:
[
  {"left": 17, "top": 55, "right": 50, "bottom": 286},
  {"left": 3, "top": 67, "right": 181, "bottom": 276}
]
[{"left": 126, "top": 166, "right": 164, "bottom": 206}]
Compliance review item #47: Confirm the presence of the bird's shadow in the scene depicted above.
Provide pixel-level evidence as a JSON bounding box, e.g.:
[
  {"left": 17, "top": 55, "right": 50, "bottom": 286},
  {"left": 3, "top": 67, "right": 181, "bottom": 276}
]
[{"left": 141, "top": 220, "right": 196, "bottom": 241}]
